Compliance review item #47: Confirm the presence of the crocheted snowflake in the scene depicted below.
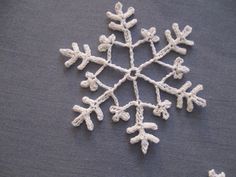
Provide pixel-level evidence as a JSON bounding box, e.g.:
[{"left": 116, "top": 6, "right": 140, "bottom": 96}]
[
  {"left": 60, "top": 2, "right": 206, "bottom": 154},
  {"left": 209, "top": 169, "right": 226, "bottom": 177}
]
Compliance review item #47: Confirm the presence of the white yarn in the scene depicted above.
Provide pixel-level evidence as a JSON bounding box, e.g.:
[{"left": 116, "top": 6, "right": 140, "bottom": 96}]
[
  {"left": 59, "top": 2, "right": 206, "bottom": 154},
  {"left": 209, "top": 169, "right": 226, "bottom": 177}
]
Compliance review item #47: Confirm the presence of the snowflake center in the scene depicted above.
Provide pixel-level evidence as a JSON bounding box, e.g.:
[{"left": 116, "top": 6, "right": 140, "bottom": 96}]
[{"left": 127, "top": 67, "right": 139, "bottom": 81}]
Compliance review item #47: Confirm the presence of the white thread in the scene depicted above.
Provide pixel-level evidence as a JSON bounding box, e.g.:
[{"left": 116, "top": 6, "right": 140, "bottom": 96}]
[
  {"left": 59, "top": 2, "right": 206, "bottom": 154},
  {"left": 209, "top": 169, "right": 226, "bottom": 177}
]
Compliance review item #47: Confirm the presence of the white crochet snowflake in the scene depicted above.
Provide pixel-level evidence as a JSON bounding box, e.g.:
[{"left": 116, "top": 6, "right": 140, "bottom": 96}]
[
  {"left": 59, "top": 2, "right": 206, "bottom": 154},
  {"left": 209, "top": 169, "right": 226, "bottom": 177}
]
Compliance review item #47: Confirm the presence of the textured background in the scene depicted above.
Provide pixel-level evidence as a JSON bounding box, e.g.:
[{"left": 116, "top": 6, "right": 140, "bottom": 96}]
[{"left": 0, "top": 0, "right": 236, "bottom": 177}]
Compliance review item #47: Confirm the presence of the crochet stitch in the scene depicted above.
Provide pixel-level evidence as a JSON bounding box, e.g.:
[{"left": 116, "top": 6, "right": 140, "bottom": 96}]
[{"left": 60, "top": 2, "right": 206, "bottom": 154}]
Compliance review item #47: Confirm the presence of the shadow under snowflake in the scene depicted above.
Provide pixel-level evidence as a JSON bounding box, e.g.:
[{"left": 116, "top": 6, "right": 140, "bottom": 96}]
[{"left": 59, "top": 2, "right": 207, "bottom": 154}]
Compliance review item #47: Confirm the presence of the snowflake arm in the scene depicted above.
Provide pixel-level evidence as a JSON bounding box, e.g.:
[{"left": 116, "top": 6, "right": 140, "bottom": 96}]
[
  {"left": 59, "top": 42, "right": 128, "bottom": 73},
  {"left": 127, "top": 105, "right": 159, "bottom": 154},
  {"left": 138, "top": 73, "right": 207, "bottom": 112}
]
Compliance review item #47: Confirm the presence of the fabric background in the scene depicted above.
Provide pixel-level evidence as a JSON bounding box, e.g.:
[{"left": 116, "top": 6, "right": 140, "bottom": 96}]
[{"left": 0, "top": 0, "right": 235, "bottom": 177}]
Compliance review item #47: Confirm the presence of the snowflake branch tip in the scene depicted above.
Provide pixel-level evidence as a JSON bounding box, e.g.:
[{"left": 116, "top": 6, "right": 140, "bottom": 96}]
[
  {"left": 209, "top": 169, "right": 226, "bottom": 177},
  {"left": 165, "top": 23, "right": 194, "bottom": 55},
  {"left": 82, "top": 97, "right": 104, "bottom": 121},
  {"left": 106, "top": 2, "right": 135, "bottom": 20},
  {"left": 110, "top": 105, "right": 130, "bottom": 122},
  {"left": 72, "top": 105, "right": 94, "bottom": 130},
  {"left": 59, "top": 42, "right": 80, "bottom": 68},
  {"left": 60, "top": 43, "right": 107, "bottom": 70},
  {"left": 127, "top": 105, "right": 159, "bottom": 154},
  {"left": 107, "top": 2, "right": 137, "bottom": 31},
  {"left": 176, "top": 81, "right": 207, "bottom": 112},
  {"left": 128, "top": 128, "right": 160, "bottom": 154},
  {"left": 59, "top": 43, "right": 91, "bottom": 69},
  {"left": 80, "top": 72, "right": 98, "bottom": 91},
  {"left": 98, "top": 34, "right": 116, "bottom": 52},
  {"left": 153, "top": 100, "right": 172, "bottom": 120},
  {"left": 71, "top": 96, "right": 104, "bottom": 130},
  {"left": 172, "top": 57, "right": 190, "bottom": 79},
  {"left": 141, "top": 27, "right": 160, "bottom": 43},
  {"left": 128, "top": 123, "right": 160, "bottom": 155}
]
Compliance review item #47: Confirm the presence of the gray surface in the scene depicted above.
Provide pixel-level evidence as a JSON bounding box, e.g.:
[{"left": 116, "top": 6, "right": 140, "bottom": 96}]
[{"left": 0, "top": 0, "right": 236, "bottom": 177}]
